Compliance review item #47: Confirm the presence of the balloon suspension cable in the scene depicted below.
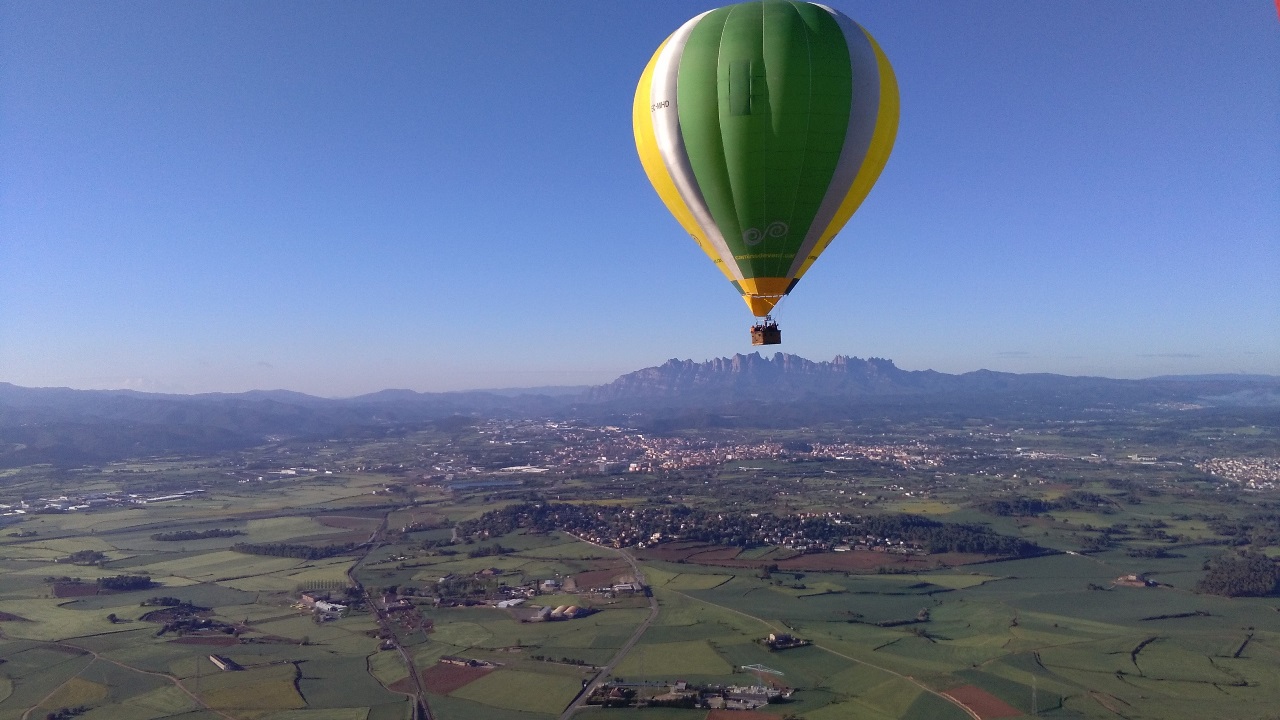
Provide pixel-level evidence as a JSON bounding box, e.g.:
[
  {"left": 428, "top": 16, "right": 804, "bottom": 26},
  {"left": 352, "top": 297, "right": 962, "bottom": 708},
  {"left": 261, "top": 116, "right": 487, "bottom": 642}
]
[{"left": 750, "top": 315, "right": 782, "bottom": 346}]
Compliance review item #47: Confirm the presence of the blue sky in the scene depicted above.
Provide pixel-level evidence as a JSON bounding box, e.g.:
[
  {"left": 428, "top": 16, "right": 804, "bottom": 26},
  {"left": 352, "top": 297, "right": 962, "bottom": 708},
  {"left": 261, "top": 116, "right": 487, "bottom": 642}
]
[{"left": 2, "top": 1, "right": 1277, "bottom": 396}]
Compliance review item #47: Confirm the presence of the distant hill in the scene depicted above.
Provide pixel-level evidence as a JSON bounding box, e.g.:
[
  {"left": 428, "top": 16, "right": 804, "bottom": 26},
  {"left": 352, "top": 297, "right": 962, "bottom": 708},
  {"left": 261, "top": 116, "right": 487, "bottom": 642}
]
[
  {"left": 0, "top": 381, "right": 560, "bottom": 466},
  {"left": 1, "top": 358, "right": 1276, "bottom": 466}
]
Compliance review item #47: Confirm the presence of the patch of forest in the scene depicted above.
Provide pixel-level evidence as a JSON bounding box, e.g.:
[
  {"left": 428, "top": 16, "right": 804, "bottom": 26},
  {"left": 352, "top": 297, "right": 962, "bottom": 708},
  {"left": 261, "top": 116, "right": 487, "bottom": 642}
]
[
  {"left": 1196, "top": 551, "right": 1280, "bottom": 597},
  {"left": 98, "top": 574, "right": 155, "bottom": 591},
  {"left": 230, "top": 541, "right": 359, "bottom": 560},
  {"left": 975, "top": 490, "right": 1119, "bottom": 517},
  {"left": 151, "top": 528, "right": 245, "bottom": 541},
  {"left": 461, "top": 502, "right": 1044, "bottom": 557}
]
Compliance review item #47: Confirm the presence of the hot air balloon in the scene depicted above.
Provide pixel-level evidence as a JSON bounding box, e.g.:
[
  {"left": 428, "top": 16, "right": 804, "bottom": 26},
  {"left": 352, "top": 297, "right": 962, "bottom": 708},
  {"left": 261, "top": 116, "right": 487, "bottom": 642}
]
[{"left": 633, "top": 0, "right": 899, "bottom": 345}]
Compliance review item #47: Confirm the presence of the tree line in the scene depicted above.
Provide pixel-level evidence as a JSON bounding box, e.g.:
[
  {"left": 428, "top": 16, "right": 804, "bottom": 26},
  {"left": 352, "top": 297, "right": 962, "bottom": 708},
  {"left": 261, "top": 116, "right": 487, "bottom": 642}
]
[
  {"left": 976, "top": 490, "right": 1117, "bottom": 517},
  {"left": 150, "top": 529, "right": 244, "bottom": 541},
  {"left": 231, "top": 541, "right": 359, "bottom": 560},
  {"left": 98, "top": 574, "right": 155, "bottom": 591}
]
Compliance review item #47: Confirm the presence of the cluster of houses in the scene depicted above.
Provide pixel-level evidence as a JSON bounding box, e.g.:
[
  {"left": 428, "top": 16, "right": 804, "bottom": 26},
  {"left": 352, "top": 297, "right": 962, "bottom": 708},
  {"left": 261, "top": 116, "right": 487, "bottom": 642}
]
[
  {"left": 297, "top": 593, "right": 348, "bottom": 619},
  {"left": 1195, "top": 456, "right": 1280, "bottom": 490},
  {"left": 1114, "top": 573, "right": 1157, "bottom": 588},
  {"left": 439, "top": 655, "right": 497, "bottom": 668},
  {"left": 0, "top": 489, "right": 206, "bottom": 519},
  {"left": 762, "top": 632, "right": 811, "bottom": 650},
  {"left": 590, "top": 681, "right": 790, "bottom": 710},
  {"left": 430, "top": 569, "right": 644, "bottom": 616},
  {"left": 831, "top": 537, "right": 925, "bottom": 554},
  {"left": 714, "top": 685, "right": 791, "bottom": 711}
]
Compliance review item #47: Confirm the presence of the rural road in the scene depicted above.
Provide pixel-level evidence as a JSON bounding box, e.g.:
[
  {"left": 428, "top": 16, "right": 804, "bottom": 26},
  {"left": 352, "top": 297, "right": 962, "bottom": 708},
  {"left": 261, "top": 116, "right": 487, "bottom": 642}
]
[
  {"left": 558, "top": 537, "right": 659, "bottom": 720},
  {"left": 350, "top": 513, "right": 434, "bottom": 720},
  {"left": 10, "top": 636, "right": 237, "bottom": 720},
  {"left": 663, "top": 587, "right": 983, "bottom": 720}
]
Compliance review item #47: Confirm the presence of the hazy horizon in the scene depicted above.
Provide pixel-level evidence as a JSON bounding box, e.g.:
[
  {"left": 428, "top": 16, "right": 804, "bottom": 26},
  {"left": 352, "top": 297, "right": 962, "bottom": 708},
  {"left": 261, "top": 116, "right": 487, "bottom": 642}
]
[{"left": 3, "top": 351, "right": 1277, "bottom": 399}]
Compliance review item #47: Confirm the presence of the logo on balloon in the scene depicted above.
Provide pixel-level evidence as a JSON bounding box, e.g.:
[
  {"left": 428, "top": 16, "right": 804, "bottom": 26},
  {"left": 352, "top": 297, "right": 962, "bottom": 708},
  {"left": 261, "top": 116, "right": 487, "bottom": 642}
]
[{"left": 742, "top": 221, "right": 789, "bottom": 246}]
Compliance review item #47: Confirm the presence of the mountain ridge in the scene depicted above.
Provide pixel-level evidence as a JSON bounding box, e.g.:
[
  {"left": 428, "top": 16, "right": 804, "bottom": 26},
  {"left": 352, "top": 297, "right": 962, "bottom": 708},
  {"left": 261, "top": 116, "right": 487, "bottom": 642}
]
[
  {"left": 2, "top": 357, "right": 1277, "bottom": 466},
  {"left": 4, "top": 357, "right": 1277, "bottom": 404}
]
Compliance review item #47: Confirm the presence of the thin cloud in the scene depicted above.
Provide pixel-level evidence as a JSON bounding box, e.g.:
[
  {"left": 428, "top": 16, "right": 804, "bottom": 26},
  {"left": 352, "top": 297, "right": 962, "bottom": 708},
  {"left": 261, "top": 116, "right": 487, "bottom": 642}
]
[
  {"left": 1136, "top": 353, "right": 1201, "bottom": 358},
  {"left": 994, "top": 351, "right": 1031, "bottom": 357}
]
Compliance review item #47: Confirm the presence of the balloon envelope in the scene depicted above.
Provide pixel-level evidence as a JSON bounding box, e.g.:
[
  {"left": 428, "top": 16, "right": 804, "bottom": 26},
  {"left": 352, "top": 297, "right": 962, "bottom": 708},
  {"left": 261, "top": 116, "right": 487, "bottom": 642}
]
[{"left": 634, "top": 0, "right": 899, "bottom": 316}]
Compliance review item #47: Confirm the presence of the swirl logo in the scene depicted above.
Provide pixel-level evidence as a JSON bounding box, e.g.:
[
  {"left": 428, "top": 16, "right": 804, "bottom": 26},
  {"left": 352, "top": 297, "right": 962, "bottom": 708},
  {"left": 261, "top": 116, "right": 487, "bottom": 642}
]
[{"left": 742, "top": 221, "right": 789, "bottom": 246}]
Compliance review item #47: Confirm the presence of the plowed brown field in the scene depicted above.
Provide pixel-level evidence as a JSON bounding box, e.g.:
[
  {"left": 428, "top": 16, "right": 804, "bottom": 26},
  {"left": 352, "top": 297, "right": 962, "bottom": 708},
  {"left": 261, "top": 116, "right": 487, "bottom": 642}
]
[
  {"left": 942, "top": 685, "right": 1023, "bottom": 719},
  {"left": 390, "top": 662, "right": 494, "bottom": 696},
  {"left": 53, "top": 583, "right": 99, "bottom": 597},
  {"left": 571, "top": 566, "right": 630, "bottom": 590}
]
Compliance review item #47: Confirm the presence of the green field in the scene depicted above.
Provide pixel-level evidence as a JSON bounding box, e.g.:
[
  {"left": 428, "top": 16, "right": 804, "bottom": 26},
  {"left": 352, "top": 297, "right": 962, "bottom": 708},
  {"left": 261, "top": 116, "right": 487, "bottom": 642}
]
[
  {"left": 614, "top": 639, "right": 733, "bottom": 677},
  {"left": 449, "top": 669, "right": 581, "bottom": 715}
]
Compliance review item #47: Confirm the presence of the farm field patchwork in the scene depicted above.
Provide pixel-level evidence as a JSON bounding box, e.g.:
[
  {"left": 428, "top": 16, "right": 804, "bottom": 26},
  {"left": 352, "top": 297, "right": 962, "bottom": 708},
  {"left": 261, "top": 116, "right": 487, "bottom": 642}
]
[{"left": 4, "top": 412, "right": 1280, "bottom": 720}]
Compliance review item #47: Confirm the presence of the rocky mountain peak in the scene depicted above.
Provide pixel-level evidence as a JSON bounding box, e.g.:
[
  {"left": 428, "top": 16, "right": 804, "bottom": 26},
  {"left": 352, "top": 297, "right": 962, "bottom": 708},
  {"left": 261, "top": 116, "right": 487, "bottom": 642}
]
[{"left": 587, "top": 353, "right": 915, "bottom": 403}]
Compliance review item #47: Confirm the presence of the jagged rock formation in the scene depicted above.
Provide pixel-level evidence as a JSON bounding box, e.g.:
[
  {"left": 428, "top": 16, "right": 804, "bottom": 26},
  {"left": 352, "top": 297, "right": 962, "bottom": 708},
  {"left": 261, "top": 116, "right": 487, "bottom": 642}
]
[{"left": 587, "top": 353, "right": 938, "bottom": 402}]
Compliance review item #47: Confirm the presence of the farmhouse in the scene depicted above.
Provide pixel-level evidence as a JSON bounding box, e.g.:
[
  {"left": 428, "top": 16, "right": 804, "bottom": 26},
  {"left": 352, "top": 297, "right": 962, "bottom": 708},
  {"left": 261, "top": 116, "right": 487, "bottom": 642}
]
[
  {"left": 1115, "top": 573, "right": 1157, "bottom": 587},
  {"left": 439, "top": 655, "right": 494, "bottom": 668},
  {"left": 207, "top": 654, "right": 241, "bottom": 671},
  {"left": 764, "top": 632, "right": 811, "bottom": 650},
  {"left": 589, "top": 679, "right": 791, "bottom": 710},
  {"left": 314, "top": 601, "right": 347, "bottom": 616},
  {"left": 725, "top": 684, "right": 786, "bottom": 710}
]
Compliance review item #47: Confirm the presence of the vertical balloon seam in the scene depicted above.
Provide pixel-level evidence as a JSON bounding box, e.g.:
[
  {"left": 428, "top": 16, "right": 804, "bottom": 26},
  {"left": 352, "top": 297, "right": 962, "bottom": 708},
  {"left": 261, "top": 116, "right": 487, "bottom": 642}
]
[
  {"left": 682, "top": 5, "right": 751, "bottom": 282},
  {"left": 654, "top": 10, "right": 745, "bottom": 284},
  {"left": 736, "top": 3, "right": 851, "bottom": 310},
  {"left": 634, "top": 32, "right": 737, "bottom": 283},
  {"left": 757, "top": 0, "right": 778, "bottom": 280},
  {"left": 793, "top": 21, "right": 898, "bottom": 281},
  {"left": 768, "top": 1, "right": 853, "bottom": 287},
  {"left": 713, "top": 4, "right": 790, "bottom": 316},
  {"left": 771, "top": 0, "right": 810, "bottom": 282},
  {"left": 720, "top": 2, "right": 750, "bottom": 276},
  {"left": 788, "top": 5, "right": 879, "bottom": 280}
]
